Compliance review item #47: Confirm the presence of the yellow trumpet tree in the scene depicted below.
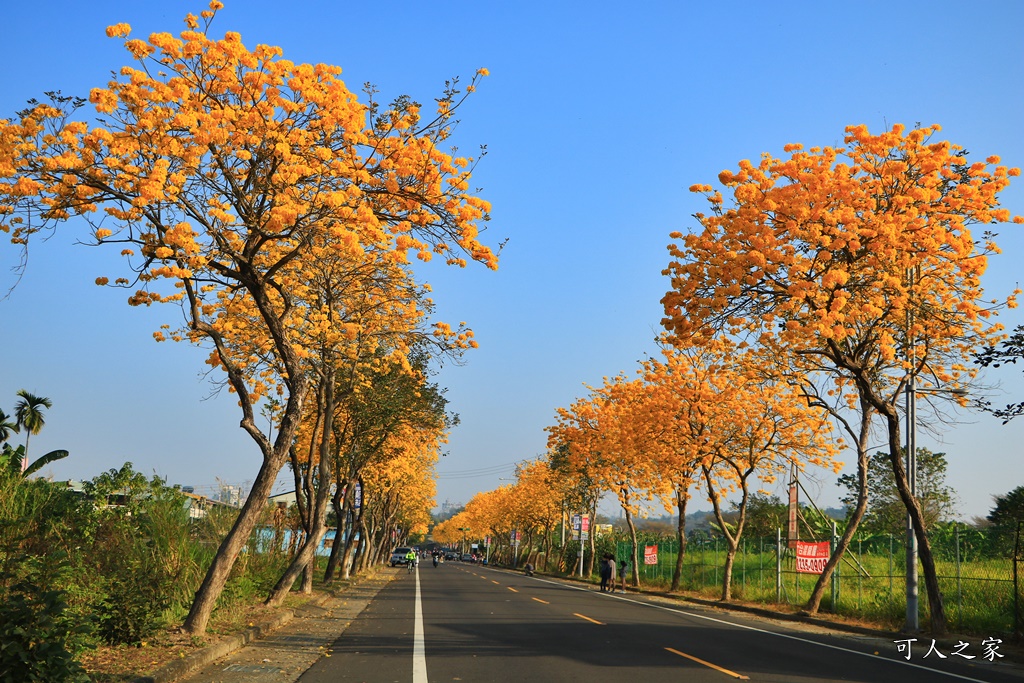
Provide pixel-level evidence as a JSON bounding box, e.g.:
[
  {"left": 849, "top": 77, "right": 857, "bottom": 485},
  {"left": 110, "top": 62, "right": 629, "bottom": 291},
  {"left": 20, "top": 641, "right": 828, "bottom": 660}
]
[
  {"left": 507, "top": 459, "right": 568, "bottom": 569},
  {"left": 547, "top": 376, "right": 668, "bottom": 580},
  {"left": 322, "top": 352, "right": 454, "bottom": 586},
  {"left": 0, "top": 3, "right": 496, "bottom": 635},
  {"left": 639, "top": 340, "right": 726, "bottom": 591},
  {"left": 435, "top": 487, "right": 509, "bottom": 557},
  {"left": 696, "top": 356, "right": 838, "bottom": 601},
  {"left": 358, "top": 427, "right": 440, "bottom": 570},
  {"left": 663, "top": 124, "right": 1019, "bottom": 632}
]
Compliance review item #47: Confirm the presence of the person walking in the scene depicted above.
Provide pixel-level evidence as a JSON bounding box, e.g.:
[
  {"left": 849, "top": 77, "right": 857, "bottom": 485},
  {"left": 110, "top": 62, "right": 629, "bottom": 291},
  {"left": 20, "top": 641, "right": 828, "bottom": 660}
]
[
  {"left": 608, "top": 554, "right": 617, "bottom": 590},
  {"left": 618, "top": 559, "right": 629, "bottom": 593}
]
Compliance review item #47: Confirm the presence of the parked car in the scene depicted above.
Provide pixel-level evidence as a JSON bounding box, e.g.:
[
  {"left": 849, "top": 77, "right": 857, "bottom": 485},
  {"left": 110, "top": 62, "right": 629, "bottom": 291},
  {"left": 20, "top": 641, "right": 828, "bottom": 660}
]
[{"left": 390, "top": 547, "right": 413, "bottom": 566}]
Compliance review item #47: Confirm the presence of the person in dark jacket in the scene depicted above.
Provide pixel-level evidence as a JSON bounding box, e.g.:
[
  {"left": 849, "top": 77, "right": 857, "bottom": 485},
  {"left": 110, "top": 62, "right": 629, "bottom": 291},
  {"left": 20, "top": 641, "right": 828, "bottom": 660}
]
[{"left": 599, "top": 553, "right": 612, "bottom": 592}]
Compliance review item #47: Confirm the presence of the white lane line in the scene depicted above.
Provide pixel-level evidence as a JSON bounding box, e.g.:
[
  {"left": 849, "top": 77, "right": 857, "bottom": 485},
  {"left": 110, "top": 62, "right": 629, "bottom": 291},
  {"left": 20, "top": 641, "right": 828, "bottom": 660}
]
[
  {"left": 523, "top": 575, "right": 993, "bottom": 683},
  {"left": 414, "top": 565, "right": 428, "bottom": 683}
]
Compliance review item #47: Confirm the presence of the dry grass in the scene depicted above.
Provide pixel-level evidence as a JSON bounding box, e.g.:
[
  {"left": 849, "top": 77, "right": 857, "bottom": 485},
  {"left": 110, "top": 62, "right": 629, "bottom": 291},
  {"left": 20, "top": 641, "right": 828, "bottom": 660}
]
[{"left": 80, "top": 594, "right": 320, "bottom": 682}]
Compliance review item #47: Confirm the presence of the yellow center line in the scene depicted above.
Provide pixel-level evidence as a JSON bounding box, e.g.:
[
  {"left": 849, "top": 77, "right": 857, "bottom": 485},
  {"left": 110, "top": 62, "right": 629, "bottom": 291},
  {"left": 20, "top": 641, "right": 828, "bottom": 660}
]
[
  {"left": 665, "top": 648, "right": 749, "bottom": 680},
  {"left": 491, "top": 580, "right": 500, "bottom": 585},
  {"left": 573, "top": 613, "right": 605, "bottom": 625},
  {"left": 507, "top": 587, "right": 518, "bottom": 593},
  {"left": 531, "top": 598, "right": 549, "bottom": 604}
]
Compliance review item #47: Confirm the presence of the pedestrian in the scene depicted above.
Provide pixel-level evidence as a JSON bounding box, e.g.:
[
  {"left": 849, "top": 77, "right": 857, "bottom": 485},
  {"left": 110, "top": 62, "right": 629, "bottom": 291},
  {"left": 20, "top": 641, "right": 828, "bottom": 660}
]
[
  {"left": 608, "top": 554, "right": 617, "bottom": 589},
  {"left": 599, "top": 553, "right": 611, "bottom": 592},
  {"left": 618, "top": 559, "right": 629, "bottom": 593}
]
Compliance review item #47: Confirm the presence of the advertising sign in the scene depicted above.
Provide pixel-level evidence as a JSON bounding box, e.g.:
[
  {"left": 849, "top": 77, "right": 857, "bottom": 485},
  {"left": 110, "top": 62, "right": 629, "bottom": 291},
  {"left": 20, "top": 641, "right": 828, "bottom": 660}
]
[
  {"left": 644, "top": 545, "right": 658, "bottom": 565},
  {"left": 795, "top": 541, "right": 830, "bottom": 573}
]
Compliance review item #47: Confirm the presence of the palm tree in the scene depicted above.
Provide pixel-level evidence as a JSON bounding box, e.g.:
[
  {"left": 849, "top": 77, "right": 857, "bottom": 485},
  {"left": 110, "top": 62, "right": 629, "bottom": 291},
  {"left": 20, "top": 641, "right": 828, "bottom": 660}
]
[
  {"left": 14, "top": 390, "right": 52, "bottom": 467},
  {"left": 0, "top": 408, "right": 18, "bottom": 443},
  {"left": 0, "top": 394, "right": 69, "bottom": 479}
]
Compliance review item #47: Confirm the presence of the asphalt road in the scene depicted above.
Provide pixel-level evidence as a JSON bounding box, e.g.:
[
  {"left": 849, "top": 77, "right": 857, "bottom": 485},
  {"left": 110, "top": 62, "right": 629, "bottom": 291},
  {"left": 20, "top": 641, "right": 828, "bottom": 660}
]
[{"left": 299, "top": 562, "right": 1024, "bottom": 682}]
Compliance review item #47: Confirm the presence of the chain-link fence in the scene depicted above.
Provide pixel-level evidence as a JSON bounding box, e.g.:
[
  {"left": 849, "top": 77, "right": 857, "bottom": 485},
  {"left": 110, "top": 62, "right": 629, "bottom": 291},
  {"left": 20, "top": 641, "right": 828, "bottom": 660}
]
[{"left": 615, "top": 525, "right": 1019, "bottom": 636}]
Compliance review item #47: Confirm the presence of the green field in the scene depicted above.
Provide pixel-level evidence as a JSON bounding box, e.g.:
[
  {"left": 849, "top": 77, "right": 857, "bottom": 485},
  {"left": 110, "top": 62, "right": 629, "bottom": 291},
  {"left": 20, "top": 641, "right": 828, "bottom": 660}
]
[{"left": 615, "top": 532, "right": 1021, "bottom": 636}]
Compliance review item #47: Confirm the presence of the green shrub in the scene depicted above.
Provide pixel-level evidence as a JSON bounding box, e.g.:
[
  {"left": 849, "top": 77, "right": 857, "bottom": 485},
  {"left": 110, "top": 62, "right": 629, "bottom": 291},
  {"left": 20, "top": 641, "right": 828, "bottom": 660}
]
[
  {"left": 84, "top": 466, "right": 196, "bottom": 645},
  {"left": 0, "top": 567, "right": 89, "bottom": 683}
]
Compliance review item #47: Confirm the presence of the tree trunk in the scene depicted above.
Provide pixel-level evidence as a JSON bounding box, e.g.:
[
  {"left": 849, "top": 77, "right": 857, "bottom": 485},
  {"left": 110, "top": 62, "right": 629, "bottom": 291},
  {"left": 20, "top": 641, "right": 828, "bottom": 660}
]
[
  {"left": 181, "top": 450, "right": 287, "bottom": 634},
  {"left": 323, "top": 487, "right": 347, "bottom": 583},
  {"left": 354, "top": 534, "right": 369, "bottom": 573},
  {"left": 585, "top": 498, "right": 597, "bottom": 577},
  {"left": 301, "top": 564, "right": 313, "bottom": 593},
  {"left": 266, "top": 375, "right": 336, "bottom": 607},
  {"left": 703, "top": 463, "right": 748, "bottom": 602},
  {"left": 622, "top": 501, "right": 640, "bottom": 588},
  {"left": 265, "top": 463, "right": 333, "bottom": 606},
  {"left": 671, "top": 483, "right": 689, "bottom": 592},
  {"left": 882, "top": 407, "right": 946, "bottom": 635},
  {"left": 542, "top": 526, "right": 552, "bottom": 571},
  {"left": 341, "top": 500, "right": 365, "bottom": 579},
  {"left": 806, "top": 404, "right": 873, "bottom": 613},
  {"left": 721, "top": 544, "right": 737, "bottom": 600},
  {"left": 558, "top": 509, "right": 569, "bottom": 573}
]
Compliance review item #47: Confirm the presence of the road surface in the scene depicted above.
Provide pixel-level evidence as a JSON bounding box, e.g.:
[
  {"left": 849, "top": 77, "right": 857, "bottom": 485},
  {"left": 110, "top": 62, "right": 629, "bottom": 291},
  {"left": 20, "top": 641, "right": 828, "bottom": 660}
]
[{"left": 299, "top": 562, "right": 1024, "bottom": 682}]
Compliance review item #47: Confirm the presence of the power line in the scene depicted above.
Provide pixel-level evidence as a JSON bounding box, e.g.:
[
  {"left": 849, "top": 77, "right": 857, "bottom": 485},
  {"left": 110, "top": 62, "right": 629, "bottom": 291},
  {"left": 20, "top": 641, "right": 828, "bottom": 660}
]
[{"left": 435, "top": 462, "right": 519, "bottom": 480}]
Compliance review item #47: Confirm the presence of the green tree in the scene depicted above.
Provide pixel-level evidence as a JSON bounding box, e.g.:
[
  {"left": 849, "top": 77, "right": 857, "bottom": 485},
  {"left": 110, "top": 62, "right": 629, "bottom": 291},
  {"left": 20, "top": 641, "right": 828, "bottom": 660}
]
[
  {"left": 0, "top": 395, "right": 69, "bottom": 479},
  {"left": 838, "top": 448, "right": 958, "bottom": 536},
  {"left": 14, "top": 390, "right": 51, "bottom": 463},
  {"left": 987, "top": 484, "right": 1024, "bottom": 530},
  {"left": 0, "top": 409, "right": 18, "bottom": 443},
  {"left": 733, "top": 492, "right": 787, "bottom": 539},
  {"left": 975, "top": 326, "right": 1024, "bottom": 422}
]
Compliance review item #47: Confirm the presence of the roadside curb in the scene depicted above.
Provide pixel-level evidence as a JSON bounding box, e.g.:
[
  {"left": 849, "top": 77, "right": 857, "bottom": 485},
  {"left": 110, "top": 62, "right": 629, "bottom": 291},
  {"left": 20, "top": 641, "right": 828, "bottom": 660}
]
[{"left": 129, "top": 592, "right": 333, "bottom": 683}]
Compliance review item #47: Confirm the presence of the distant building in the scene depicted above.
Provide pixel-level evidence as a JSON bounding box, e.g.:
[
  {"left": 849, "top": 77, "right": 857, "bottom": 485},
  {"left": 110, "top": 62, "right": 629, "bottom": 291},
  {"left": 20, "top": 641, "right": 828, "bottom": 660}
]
[
  {"left": 268, "top": 490, "right": 298, "bottom": 507},
  {"left": 439, "top": 499, "right": 463, "bottom": 520}
]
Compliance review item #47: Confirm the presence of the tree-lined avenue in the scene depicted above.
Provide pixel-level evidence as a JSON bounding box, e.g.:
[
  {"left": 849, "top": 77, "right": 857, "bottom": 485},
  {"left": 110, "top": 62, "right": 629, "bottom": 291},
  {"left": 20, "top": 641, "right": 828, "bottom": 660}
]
[{"left": 298, "top": 564, "right": 1024, "bottom": 683}]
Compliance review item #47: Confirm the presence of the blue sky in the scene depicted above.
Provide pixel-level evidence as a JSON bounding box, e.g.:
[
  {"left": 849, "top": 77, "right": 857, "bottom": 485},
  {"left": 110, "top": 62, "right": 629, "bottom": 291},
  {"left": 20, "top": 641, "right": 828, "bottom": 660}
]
[{"left": 2, "top": 1, "right": 1022, "bottom": 519}]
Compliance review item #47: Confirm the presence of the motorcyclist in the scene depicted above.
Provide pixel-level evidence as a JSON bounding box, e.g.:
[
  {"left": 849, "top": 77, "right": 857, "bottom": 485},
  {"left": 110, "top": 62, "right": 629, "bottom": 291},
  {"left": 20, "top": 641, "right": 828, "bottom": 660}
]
[
  {"left": 432, "top": 552, "right": 439, "bottom": 567},
  {"left": 524, "top": 561, "right": 535, "bottom": 577}
]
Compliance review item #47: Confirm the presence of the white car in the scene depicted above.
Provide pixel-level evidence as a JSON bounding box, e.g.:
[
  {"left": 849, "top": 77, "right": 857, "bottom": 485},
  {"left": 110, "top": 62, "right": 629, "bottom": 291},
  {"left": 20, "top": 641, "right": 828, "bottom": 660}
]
[{"left": 389, "top": 547, "right": 412, "bottom": 566}]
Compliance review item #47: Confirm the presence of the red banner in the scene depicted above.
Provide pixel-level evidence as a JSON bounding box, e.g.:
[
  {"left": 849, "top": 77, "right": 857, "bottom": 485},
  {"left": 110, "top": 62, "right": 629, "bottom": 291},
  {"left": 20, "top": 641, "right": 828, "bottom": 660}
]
[
  {"left": 644, "top": 545, "right": 658, "bottom": 565},
  {"left": 795, "top": 541, "right": 830, "bottom": 573}
]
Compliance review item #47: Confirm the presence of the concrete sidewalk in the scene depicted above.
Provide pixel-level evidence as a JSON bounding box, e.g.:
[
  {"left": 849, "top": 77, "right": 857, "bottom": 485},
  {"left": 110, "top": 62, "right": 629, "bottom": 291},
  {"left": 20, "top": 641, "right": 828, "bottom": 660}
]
[{"left": 132, "top": 570, "right": 396, "bottom": 683}]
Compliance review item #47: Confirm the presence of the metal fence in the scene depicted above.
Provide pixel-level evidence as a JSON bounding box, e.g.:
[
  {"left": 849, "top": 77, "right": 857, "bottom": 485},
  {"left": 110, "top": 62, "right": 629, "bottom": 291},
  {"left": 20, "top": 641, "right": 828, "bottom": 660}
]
[{"left": 615, "top": 525, "right": 1020, "bottom": 636}]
